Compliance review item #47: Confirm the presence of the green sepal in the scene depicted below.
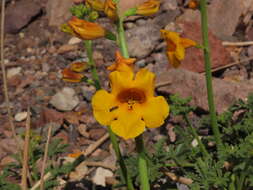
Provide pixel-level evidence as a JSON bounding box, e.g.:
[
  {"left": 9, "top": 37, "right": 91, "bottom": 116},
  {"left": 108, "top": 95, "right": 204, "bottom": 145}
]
[
  {"left": 105, "top": 30, "right": 117, "bottom": 41},
  {"left": 124, "top": 7, "right": 137, "bottom": 17},
  {"left": 70, "top": 4, "right": 90, "bottom": 19}
]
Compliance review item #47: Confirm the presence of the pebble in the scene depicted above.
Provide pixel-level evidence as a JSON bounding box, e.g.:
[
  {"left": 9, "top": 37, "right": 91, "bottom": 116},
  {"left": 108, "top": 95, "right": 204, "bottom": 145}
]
[
  {"left": 14, "top": 111, "right": 28, "bottom": 122},
  {"left": 81, "top": 85, "right": 96, "bottom": 101},
  {"left": 68, "top": 37, "right": 82, "bottom": 45},
  {"left": 135, "top": 59, "right": 146, "bottom": 68},
  {"left": 7, "top": 67, "right": 22, "bottom": 79},
  {"left": 50, "top": 87, "right": 80, "bottom": 111}
]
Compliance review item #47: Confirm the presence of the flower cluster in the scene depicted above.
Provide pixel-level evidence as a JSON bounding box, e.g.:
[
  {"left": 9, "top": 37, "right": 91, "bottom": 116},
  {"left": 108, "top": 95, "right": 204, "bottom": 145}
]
[{"left": 92, "top": 51, "right": 169, "bottom": 139}]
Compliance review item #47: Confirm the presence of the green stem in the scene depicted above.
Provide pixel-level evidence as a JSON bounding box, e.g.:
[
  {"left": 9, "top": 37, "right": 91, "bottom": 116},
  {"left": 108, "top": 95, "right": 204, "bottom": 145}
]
[
  {"left": 84, "top": 40, "right": 134, "bottom": 189},
  {"left": 117, "top": 17, "right": 129, "bottom": 58},
  {"left": 84, "top": 40, "right": 101, "bottom": 90},
  {"left": 199, "top": 0, "right": 223, "bottom": 151},
  {"left": 135, "top": 135, "right": 150, "bottom": 190},
  {"left": 184, "top": 115, "right": 210, "bottom": 159},
  {"left": 108, "top": 128, "right": 135, "bottom": 190},
  {"left": 237, "top": 172, "right": 247, "bottom": 190}
]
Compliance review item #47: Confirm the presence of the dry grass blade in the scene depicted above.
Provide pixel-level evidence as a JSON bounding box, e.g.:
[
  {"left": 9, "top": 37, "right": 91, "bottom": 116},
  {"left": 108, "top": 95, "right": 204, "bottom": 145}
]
[
  {"left": 40, "top": 124, "right": 53, "bottom": 190},
  {"left": 21, "top": 108, "right": 31, "bottom": 190},
  {"left": 0, "top": 0, "right": 20, "bottom": 147},
  {"left": 164, "top": 171, "right": 193, "bottom": 185},
  {"left": 222, "top": 41, "right": 253, "bottom": 46}
]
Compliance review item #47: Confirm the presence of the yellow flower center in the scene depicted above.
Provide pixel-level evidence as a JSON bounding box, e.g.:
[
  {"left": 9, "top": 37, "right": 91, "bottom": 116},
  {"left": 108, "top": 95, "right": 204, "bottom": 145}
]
[{"left": 117, "top": 88, "right": 146, "bottom": 110}]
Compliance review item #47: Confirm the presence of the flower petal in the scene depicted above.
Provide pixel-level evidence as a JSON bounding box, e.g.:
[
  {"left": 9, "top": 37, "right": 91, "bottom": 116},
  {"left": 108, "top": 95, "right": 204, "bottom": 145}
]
[
  {"left": 92, "top": 90, "right": 117, "bottom": 126},
  {"left": 167, "top": 52, "right": 181, "bottom": 68},
  {"left": 111, "top": 104, "right": 145, "bottom": 139},
  {"left": 181, "top": 38, "right": 197, "bottom": 48},
  {"left": 109, "top": 71, "right": 133, "bottom": 96},
  {"left": 141, "top": 96, "right": 169, "bottom": 128},
  {"left": 133, "top": 69, "right": 155, "bottom": 98}
]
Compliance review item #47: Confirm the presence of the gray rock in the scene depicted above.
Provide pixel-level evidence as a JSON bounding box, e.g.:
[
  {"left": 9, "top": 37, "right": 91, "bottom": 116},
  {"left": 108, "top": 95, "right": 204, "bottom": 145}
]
[
  {"left": 14, "top": 112, "right": 28, "bottom": 122},
  {"left": 50, "top": 87, "right": 79, "bottom": 111},
  {"left": 135, "top": 59, "right": 146, "bottom": 68},
  {"left": 46, "top": 0, "right": 73, "bottom": 27},
  {"left": 5, "top": 0, "right": 42, "bottom": 34},
  {"left": 81, "top": 86, "right": 96, "bottom": 101}
]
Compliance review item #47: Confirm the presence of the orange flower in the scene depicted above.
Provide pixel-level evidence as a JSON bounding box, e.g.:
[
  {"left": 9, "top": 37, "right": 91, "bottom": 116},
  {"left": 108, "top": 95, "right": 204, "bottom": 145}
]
[
  {"left": 107, "top": 51, "right": 136, "bottom": 76},
  {"left": 68, "top": 16, "right": 105, "bottom": 40},
  {"left": 160, "top": 29, "right": 197, "bottom": 68},
  {"left": 104, "top": 0, "right": 117, "bottom": 20},
  {"left": 62, "top": 68, "right": 85, "bottom": 82},
  {"left": 70, "top": 62, "right": 88, "bottom": 72},
  {"left": 86, "top": 0, "right": 105, "bottom": 11},
  {"left": 136, "top": 0, "right": 160, "bottom": 16}
]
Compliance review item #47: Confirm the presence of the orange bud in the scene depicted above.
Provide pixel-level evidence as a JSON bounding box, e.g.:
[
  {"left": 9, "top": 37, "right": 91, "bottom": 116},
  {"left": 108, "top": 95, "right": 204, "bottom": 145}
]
[
  {"left": 188, "top": 0, "right": 198, "bottom": 9},
  {"left": 68, "top": 16, "right": 105, "bottom": 40},
  {"left": 136, "top": 0, "right": 160, "bottom": 16},
  {"left": 104, "top": 0, "right": 117, "bottom": 20},
  {"left": 86, "top": 0, "right": 105, "bottom": 11},
  {"left": 68, "top": 151, "right": 83, "bottom": 158},
  {"left": 62, "top": 68, "right": 85, "bottom": 82},
  {"left": 70, "top": 62, "right": 88, "bottom": 72}
]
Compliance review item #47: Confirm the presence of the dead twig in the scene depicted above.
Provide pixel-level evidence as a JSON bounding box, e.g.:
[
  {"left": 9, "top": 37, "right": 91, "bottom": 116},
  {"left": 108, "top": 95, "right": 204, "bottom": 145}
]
[
  {"left": 84, "top": 161, "right": 116, "bottom": 171},
  {"left": 83, "top": 133, "right": 109, "bottom": 156},
  {"left": 31, "top": 133, "right": 109, "bottom": 189},
  {"left": 40, "top": 124, "right": 53, "bottom": 190},
  {"left": 222, "top": 41, "right": 253, "bottom": 46},
  {"left": 21, "top": 108, "right": 31, "bottom": 190},
  {"left": 164, "top": 171, "right": 193, "bottom": 185},
  {"left": 200, "top": 56, "right": 253, "bottom": 74}
]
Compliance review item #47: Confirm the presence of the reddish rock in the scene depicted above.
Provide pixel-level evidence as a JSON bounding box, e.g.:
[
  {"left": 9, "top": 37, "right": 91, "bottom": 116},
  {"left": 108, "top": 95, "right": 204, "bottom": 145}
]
[
  {"left": 5, "top": 0, "right": 42, "bottom": 34},
  {"left": 156, "top": 69, "right": 253, "bottom": 113},
  {"left": 179, "top": 21, "right": 231, "bottom": 73}
]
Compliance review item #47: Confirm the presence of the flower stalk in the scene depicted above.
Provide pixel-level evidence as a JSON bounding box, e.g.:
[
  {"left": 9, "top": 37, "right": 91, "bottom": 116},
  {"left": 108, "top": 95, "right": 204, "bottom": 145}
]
[
  {"left": 135, "top": 135, "right": 150, "bottom": 190},
  {"left": 108, "top": 128, "right": 135, "bottom": 190},
  {"left": 84, "top": 40, "right": 101, "bottom": 90},
  {"left": 84, "top": 39, "right": 134, "bottom": 189},
  {"left": 117, "top": 17, "right": 129, "bottom": 58},
  {"left": 199, "top": 0, "right": 223, "bottom": 151},
  {"left": 116, "top": 15, "right": 151, "bottom": 189}
]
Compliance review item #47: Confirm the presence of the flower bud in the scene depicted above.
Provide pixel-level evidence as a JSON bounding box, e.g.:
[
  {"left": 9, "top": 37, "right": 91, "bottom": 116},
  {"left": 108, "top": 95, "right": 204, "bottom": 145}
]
[
  {"left": 68, "top": 16, "right": 105, "bottom": 40},
  {"left": 136, "top": 0, "right": 160, "bottom": 16}
]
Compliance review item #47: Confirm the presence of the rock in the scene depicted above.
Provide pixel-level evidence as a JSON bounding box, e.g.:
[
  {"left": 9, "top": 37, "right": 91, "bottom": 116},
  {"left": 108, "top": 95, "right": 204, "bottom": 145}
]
[
  {"left": 7, "top": 67, "right": 22, "bottom": 79},
  {"left": 127, "top": 6, "right": 180, "bottom": 58},
  {"left": 156, "top": 69, "right": 253, "bottom": 113},
  {"left": 57, "top": 44, "right": 79, "bottom": 54},
  {"left": 81, "top": 86, "right": 96, "bottom": 101},
  {"left": 136, "top": 59, "right": 146, "bottom": 68},
  {"left": 14, "top": 112, "right": 28, "bottom": 122},
  {"left": 50, "top": 87, "right": 80, "bottom": 111},
  {"left": 177, "top": 0, "right": 244, "bottom": 39},
  {"left": 127, "top": 21, "right": 160, "bottom": 58},
  {"left": 92, "top": 167, "right": 113, "bottom": 187},
  {"left": 68, "top": 37, "right": 82, "bottom": 45},
  {"left": 5, "top": 0, "right": 42, "bottom": 34},
  {"left": 46, "top": 0, "right": 73, "bottom": 27},
  {"left": 69, "top": 161, "right": 89, "bottom": 181},
  {"left": 89, "top": 128, "right": 107, "bottom": 140}
]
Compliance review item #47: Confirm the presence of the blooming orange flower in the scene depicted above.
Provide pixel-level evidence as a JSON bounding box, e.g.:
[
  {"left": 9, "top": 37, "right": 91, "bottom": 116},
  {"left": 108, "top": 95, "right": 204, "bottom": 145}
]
[
  {"left": 68, "top": 16, "right": 105, "bottom": 40},
  {"left": 70, "top": 62, "right": 88, "bottom": 72},
  {"left": 107, "top": 51, "right": 136, "bottom": 76},
  {"left": 62, "top": 68, "right": 85, "bottom": 82},
  {"left": 136, "top": 0, "right": 160, "bottom": 16},
  {"left": 160, "top": 29, "right": 197, "bottom": 68},
  {"left": 86, "top": 0, "right": 105, "bottom": 11},
  {"left": 104, "top": 0, "right": 117, "bottom": 20},
  {"left": 92, "top": 69, "right": 169, "bottom": 139}
]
